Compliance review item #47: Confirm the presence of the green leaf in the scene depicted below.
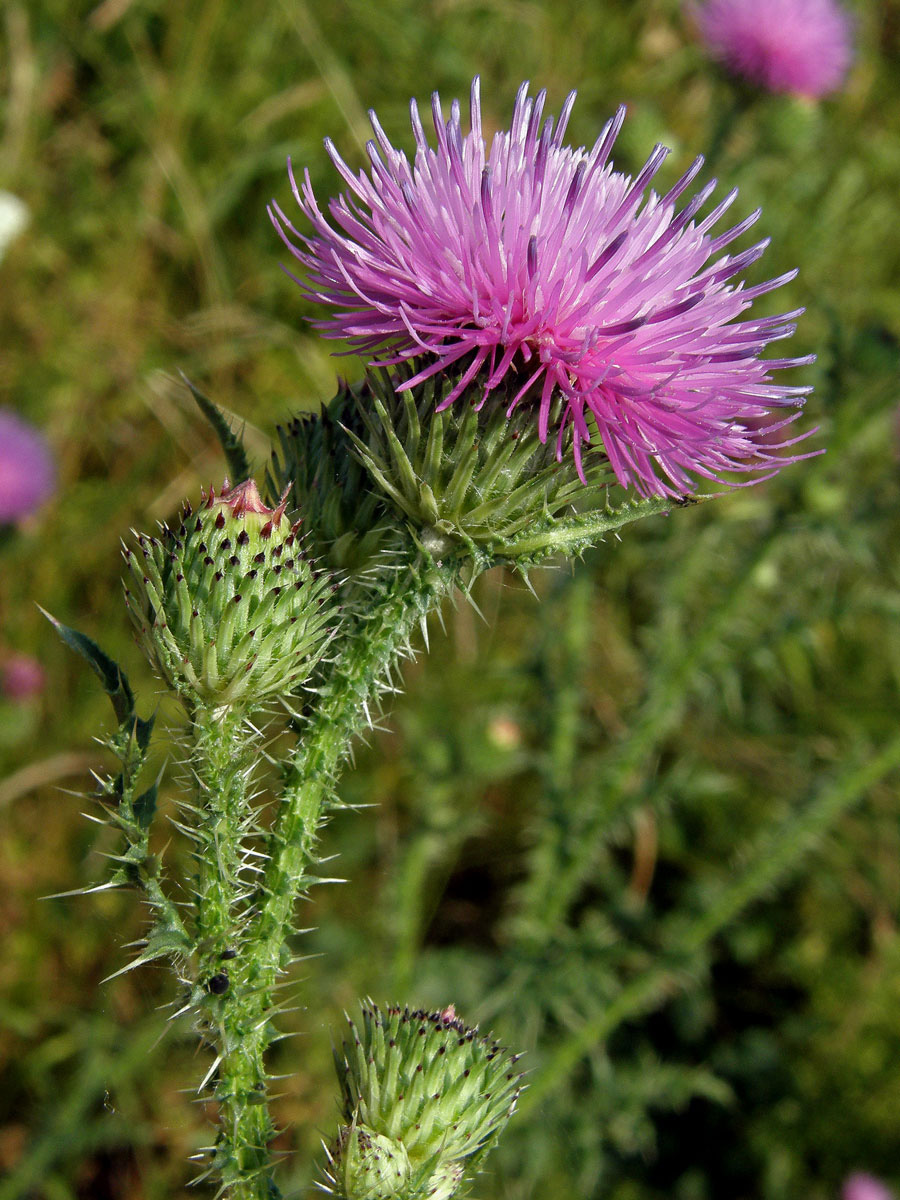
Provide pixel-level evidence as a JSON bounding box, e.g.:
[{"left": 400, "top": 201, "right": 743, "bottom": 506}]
[
  {"left": 39, "top": 607, "right": 135, "bottom": 725},
  {"left": 103, "top": 924, "right": 192, "bottom": 981},
  {"left": 133, "top": 770, "right": 162, "bottom": 832},
  {"left": 180, "top": 372, "right": 252, "bottom": 483},
  {"left": 132, "top": 712, "right": 156, "bottom": 754}
]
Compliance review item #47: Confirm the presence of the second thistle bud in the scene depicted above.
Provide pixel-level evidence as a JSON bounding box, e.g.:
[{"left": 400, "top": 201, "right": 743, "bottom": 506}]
[
  {"left": 124, "top": 479, "right": 335, "bottom": 708},
  {"left": 333, "top": 1126, "right": 412, "bottom": 1200},
  {"left": 325, "top": 1004, "right": 523, "bottom": 1200}
]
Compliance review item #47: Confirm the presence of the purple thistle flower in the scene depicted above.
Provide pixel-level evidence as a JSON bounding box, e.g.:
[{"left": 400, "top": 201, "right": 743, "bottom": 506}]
[
  {"left": 270, "top": 80, "right": 816, "bottom": 498},
  {"left": 0, "top": 409, "right": 55, "bottom": 523},
  {"left": 1, "top": 654, "right": 45, "bottom": 701},
  {"left": 692, "top": 0, "right": 853, "bottom": 99},
  {"left": 843, "top": 1174, "right": 896, "bottom": 1200}
]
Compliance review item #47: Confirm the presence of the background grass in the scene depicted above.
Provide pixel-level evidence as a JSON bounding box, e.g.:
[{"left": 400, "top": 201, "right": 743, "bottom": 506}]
[{"left": 2, "top": 1, "right": 900, "bottom": 1197}]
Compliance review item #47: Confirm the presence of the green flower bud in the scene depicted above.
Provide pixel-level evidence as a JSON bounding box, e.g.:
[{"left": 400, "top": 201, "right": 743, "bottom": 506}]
[
  {"left": 344, "top": 367, "right": 614, "bottom": 559},
  {"left": 123, "top": 479, "right": 335, "bottom": 708},
  {"left": 328, "top": 1004, "right": 523, "bottom": 1200},
  {"left": 330, "top": 1125, "right": 412, "bottom": 1200},
  {"left": 267, "top": 380, "right": 393, "bottom": 573}
]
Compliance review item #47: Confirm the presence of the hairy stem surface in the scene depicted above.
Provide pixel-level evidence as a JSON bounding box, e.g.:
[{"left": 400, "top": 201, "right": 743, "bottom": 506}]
[
  {"left": 191, "top": 708, "right": 278, "bottom": 1199},
  {"left": 257, "top": 554, "right": 467, "bottom": 994}
]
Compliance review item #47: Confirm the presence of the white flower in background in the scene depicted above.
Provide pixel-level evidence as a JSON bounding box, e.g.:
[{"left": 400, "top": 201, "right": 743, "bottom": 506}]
[{"left": 0, "top": 192, "right": 29, "bottom": 262}]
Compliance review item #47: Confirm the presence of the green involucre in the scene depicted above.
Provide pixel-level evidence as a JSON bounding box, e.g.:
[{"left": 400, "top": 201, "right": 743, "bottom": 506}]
[{"left": 345, "top": 365, "right": 616, "bottom": 558}]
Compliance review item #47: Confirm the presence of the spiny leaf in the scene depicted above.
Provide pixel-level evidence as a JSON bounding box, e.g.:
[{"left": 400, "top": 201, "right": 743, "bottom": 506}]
[
  {"left": 133, "top": 767, "right": 164, "bottom": 832},
  {"left": 40, "top": 606, "right": 135, "bottom": 725},
  {"left": 103, "top": 924, "right": 193, "bottom": 981},
  {"left": 180, "top": 372, "right": 252, "bottom": 482}
]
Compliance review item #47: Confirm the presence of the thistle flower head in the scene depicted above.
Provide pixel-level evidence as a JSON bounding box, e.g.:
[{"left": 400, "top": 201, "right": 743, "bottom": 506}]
[
  {"left": 843, "top": 1176, "right": 895, "bottom": 1200},
  {"left": 124, "top": 479, "right": 335, "bottom": 709},
  {"left": 271, "top": 79, "right": 815, "bottom": 499},
  {"left": 331, "top": 1126, "right": 412, "bottom": 1200},
  {"left": 0, "top": 410, "right": 55, "bottom": 523},
  {"left": 1, "top": 653, "right": 45, "bottom": 701},
  {"left": 692, "top": 0, "right": 853, "bottom": 98},
  {"left": 326, "top": 1003, "right": 523, "bottom": 1200}
]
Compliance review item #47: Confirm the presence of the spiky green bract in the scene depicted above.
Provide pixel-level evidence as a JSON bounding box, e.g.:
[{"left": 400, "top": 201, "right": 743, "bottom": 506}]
[
  {"left": 266, "top": 381, "right": 392, "bottom": 574},
  {"left": 326, "top": 1004, "right": 523, "bottom": 1200},
  {"left": 344, "top": 364, "right": 619, "bottom": 560},
  {"left": 124, "top": 479, "right": 335, "bottom": 710}
]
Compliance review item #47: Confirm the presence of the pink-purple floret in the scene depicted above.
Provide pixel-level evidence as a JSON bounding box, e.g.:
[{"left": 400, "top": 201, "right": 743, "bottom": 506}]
[
  {"left": 0, "top": 409, "right": 55, "bottom": 523},
  {"left": 270, "top": 79, "right": 816, "bottom": 498},
  {"left": 693, "top": 0, "right": 853, "bottom": 98}
]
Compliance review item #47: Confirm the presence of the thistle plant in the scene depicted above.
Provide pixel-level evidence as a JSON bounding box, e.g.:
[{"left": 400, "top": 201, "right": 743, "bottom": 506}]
[
  {"left": 124, "top": 479, "right": 335, "bottom": 707},
  {"left": 0, "top": 408, "right": 55, "bottom": 525},
  {"left": 47, "top": 77, "right": 817, "bottom": 1198},
  {"left": 690, "top": 0, "right": 854, "bottom": 99}
]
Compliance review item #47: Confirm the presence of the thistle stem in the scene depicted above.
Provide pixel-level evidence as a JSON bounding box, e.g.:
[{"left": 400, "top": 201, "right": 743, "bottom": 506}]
[
  {"left": 257, "top": 554, "right": 467, "bottom": 990},
  {"left": 194, "top": 552, "right": 470, "bottom": 1196},
  {"left": 190, "top": 707, "right": 279, "bottom": 1199},
  {"left": 193, "top": 708, "right": 254, "bottom": 956}
]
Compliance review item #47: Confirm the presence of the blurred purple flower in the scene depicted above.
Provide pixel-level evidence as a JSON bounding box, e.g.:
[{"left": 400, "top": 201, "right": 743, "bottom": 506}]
[
  {"left": 1, "top": 654, "right": 45, "bottom": 701},
  {"left": 843, "top": 1174, "right": 895, "bottom": 1200},
  {"left": 271, "top": 79, "right": 815, "bottom": 498},
  {"left": 692, "top": 0, "right": 853, "bottom": 98},
  {"left": 0, "top": 409, "right": 55, "bottom": 523}
]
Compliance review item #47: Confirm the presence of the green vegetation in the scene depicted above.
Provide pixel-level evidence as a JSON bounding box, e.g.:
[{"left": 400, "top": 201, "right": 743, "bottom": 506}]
[{"left": 2, "top": 1, "right": 900, "bottom": 1197}]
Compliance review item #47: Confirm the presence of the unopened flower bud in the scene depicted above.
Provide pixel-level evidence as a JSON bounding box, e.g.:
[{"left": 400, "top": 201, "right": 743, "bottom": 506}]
[
  {"left": 327, "top": 1004, "right": 523, "bottom": 1200},
  {"left": 124, "top": 479, "right": 335, "bottom": 708},
  {"left": 330, "top": 1125, "right": 411, "bottom": 1200}
]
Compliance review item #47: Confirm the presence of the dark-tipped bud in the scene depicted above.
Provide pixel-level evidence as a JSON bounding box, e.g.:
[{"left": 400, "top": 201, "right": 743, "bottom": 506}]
[
  {"left": 124, "top": 480, "right": 335, "bottom": 709},
  {"left": 325, "top": 1003, "right": 523, "bottom": 1200}
]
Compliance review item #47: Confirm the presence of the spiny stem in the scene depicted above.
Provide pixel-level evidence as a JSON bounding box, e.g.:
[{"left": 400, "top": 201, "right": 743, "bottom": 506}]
[
  {"left": 190, "top": 707, "right": 280, "bottom": 1199},
  {"left": 193, "top": 707, "right": 254, "bottom": 955},
  {"left": 197, "top": 553, "right": 470, "bottom": 1162},
  {"left": 255, "top": 554, "right": 467, "bottom": 987},
  {"left": 179, "top": 555, "right": 468, "bottom": 1197},
  {"left": 214, "top": 1026, "right": 279, "bottom": 1200}
]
